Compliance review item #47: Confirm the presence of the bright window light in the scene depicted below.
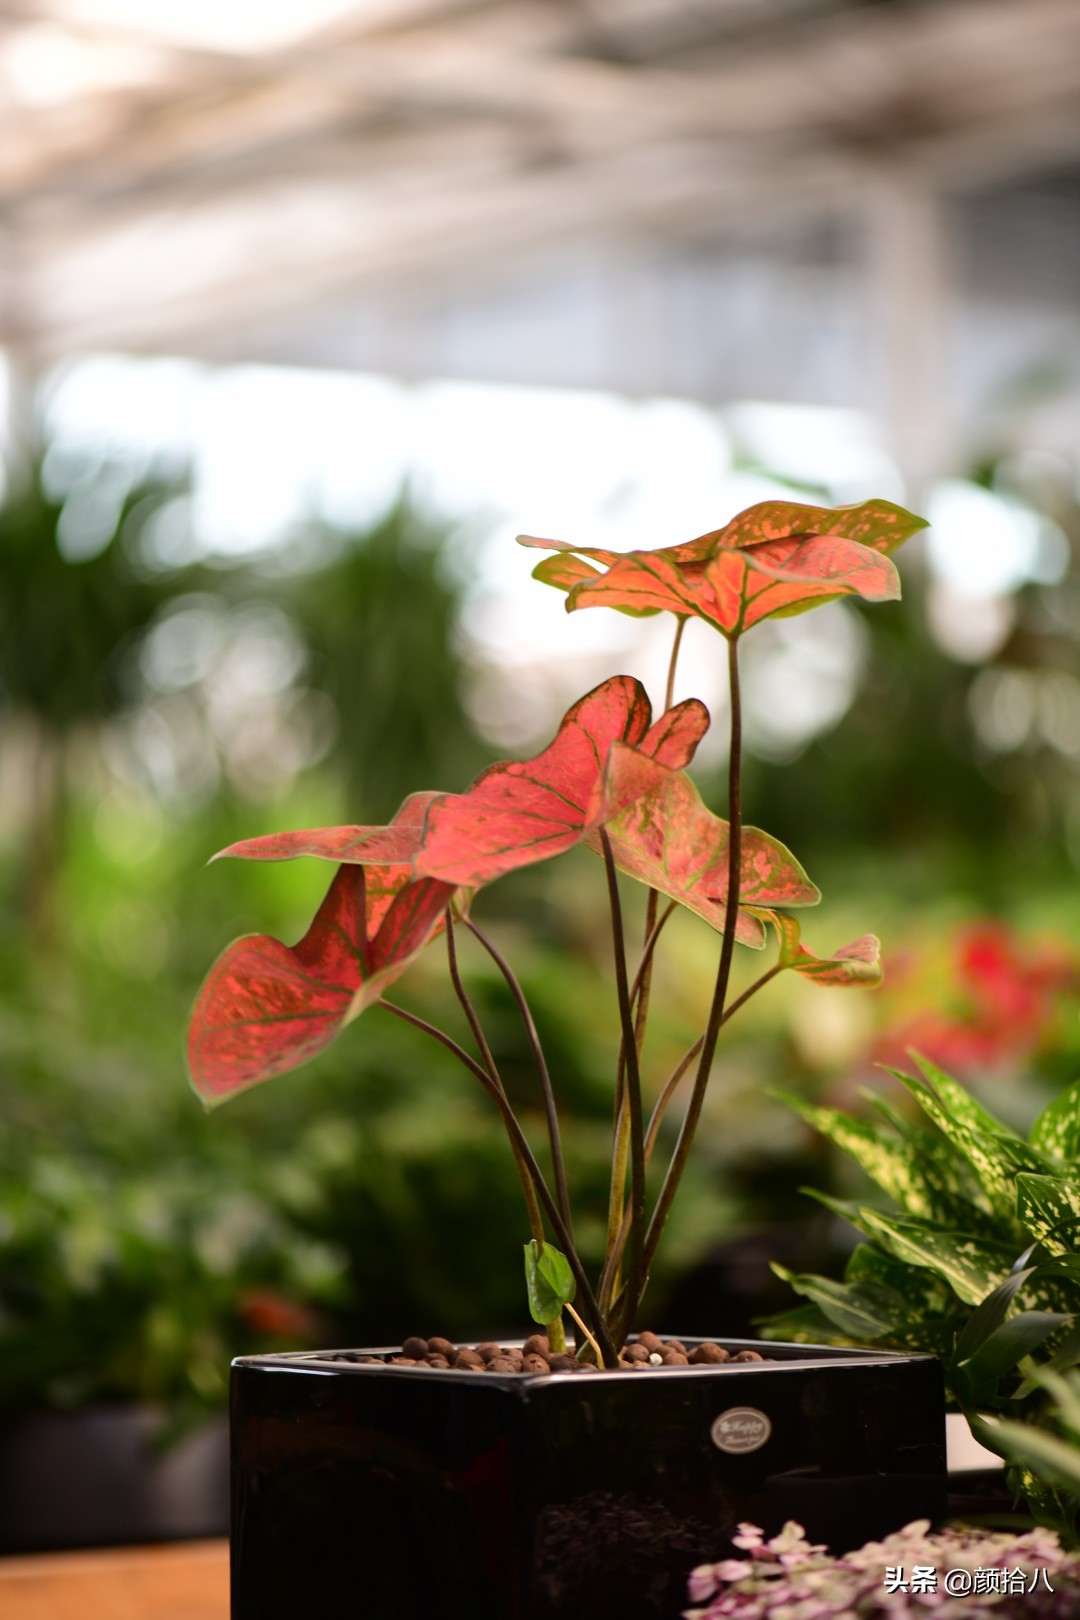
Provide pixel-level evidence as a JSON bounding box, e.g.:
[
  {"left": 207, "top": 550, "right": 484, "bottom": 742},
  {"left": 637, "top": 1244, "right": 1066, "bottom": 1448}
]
[
  {"left": 726, "top": 402, "right": 902, "bottom": 505},
  {"left": 39, "top": 354, "right": 873, "bottom": 748},
  {"left": 926, "top": 479, "right": 1044, "bottom": 599}
]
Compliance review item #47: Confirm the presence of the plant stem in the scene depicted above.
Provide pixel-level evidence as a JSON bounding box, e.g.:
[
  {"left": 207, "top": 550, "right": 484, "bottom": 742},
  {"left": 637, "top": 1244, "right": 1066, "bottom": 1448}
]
[
  {"left": 566, "top": 1303, "right": 602, "bottom": 1366},
  {"left": 600, "top": 619, "right": 685, "bottom": 1312},
  {"left": 463, "top": 916, "right": 573, "bottom": 1239},
  {"left": 378, "top": 999, "right": 617, "bottom": 1366},
  {"left": 715, "top": 962, "right": 783, "bottom": 1028},
  {"left": 600, "top": 898, "right": 677, "bottom": 1309},
  {"left": 598, "top": 961, "right": 783, "bottom": 1299},
  {"left": 599, "top": 828, "right": 646, "bottom": 1345},
  {"left": 626, "top": 614, "right": 687, "bottom": 1092},
  {"left": 664, "top": 616, "right": 687, "bottom": 712},
  {"left": 601, "top": 1089, "right": 630, "bottom": 1314},
  {"left": 444, "top": 910, "right": 545, "bottom": 1249},
  {"left": 639, "top": 636, "right": 745, "bottom": 1295},
  {"left": 445, "top": 909, "right": 498, "bottom": 1079}
]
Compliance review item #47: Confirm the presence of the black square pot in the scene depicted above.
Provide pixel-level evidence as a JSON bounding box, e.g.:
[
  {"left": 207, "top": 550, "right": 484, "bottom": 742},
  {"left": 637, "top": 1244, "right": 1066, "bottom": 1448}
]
[{"left": 231, "top": 1338, "right": 945, "bottom": 1620}]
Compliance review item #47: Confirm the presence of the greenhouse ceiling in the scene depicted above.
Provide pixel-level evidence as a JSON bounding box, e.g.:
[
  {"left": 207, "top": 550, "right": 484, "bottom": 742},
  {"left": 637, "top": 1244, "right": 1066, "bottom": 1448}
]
[{"left": 2, "top": 0, "right": 1080, "bottom": 365}]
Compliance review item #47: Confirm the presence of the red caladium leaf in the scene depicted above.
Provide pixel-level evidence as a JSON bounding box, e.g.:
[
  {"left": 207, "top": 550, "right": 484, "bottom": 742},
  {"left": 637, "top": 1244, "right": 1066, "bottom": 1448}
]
[
  {"left": 704, "top": 533, "right": 899, "bottom": 636},
  {"left": 680, "top": 498, "right": 922, "bottom": 560},
  {"left": 415, "top": 677, "right": 708, "bottom": 886},
  {"left": 186, "top": 862, "right": 455, "bottom": 1104},
  {"left": 212, "top": 791, "right": 439, "bottom": 866},
  {"left": 640, "top": 700, "right": 710, "bottom": 767},
  {"left": 751, "top": 908, "right": 883, "bottom": 986},
  {"left": 587, "top": 742, "right": 819, "bottom": 948},
  {"left": 520, "top": 498, "right": 924, "bottom": 638}
]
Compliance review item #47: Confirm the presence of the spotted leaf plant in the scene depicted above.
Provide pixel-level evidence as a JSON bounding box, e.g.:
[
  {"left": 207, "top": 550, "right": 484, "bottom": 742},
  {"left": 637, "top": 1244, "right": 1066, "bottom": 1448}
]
[
  {"left": 766, "top": 1058, "right": 1080, "bottom": 1540},
  {"left": 186, "top": 498, "right": 924, "bottom": 1365}
]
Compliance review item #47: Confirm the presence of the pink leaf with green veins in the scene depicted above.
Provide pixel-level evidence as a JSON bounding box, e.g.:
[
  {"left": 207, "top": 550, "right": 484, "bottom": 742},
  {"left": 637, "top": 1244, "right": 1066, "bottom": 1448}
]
[
  {"left": 704, "top": 533, "right": 900, "bottom": 636},
  {"left": 586, "top": 743, "right": 819, "bottom": 947},
  {"left": 750, "top": 908, "right": 883, "bottom": 986},
  {"left": 414, "top": 677, "right": 708, "bottom": 886},
  {"left": 640, "top": 699, "right": 709, "bottom": 767},
  {"left": 186, "top": 861, "right": 454, "bottom": 1104},
  {"left": 520, "top": 498, "right": 922, "bottom": 636},
  {"left": 697, "top": 497, "right": 923, "bottom": 558},
  {"left": 212, "top": 791, "right": 440, "bottom": 866}
]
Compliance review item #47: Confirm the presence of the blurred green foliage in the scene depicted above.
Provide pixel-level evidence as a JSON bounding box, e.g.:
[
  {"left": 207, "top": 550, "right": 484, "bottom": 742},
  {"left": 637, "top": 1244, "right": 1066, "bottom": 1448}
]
[
  {"left": 278, "top": 501, "right": 488, "bottom": 818},
  {"left": 0, "top": 457, "right": 726, "bottom": 1413},
  {"left": 3, "top": 432, "right": 1080, "bottom": 1420}
]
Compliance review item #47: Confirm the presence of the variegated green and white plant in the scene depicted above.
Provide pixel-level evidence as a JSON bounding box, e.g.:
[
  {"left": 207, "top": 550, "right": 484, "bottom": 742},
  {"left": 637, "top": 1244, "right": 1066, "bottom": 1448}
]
[{"left": 767, "top": 1056, "right": 1080, "bottom": 1541}]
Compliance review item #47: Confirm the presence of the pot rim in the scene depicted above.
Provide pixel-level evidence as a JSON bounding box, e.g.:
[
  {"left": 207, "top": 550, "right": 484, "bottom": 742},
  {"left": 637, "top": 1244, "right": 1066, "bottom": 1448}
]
[{"left": 233, "top": 1334, "right": 940, "bottom": 1384}]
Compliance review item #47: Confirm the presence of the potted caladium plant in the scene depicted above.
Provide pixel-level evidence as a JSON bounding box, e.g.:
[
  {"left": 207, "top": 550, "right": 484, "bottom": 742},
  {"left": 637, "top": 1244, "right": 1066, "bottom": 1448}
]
[{"left": 186, "top": 499, "right": 947, "bottom": 1620}]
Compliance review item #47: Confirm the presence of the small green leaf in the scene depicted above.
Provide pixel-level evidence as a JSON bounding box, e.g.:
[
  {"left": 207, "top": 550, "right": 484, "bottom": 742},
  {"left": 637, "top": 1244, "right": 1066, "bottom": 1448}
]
[
  {"left": 1032, "top": 1079, "right": 1080, "bottom": 1163},
  {"left": 1016, "top": 1175, "right": 1080, "bottom": 1256},
  {"left": 524, "top": 1240, "right": 575, "bottom": 1326},
  {"left": 756, "top": 1303, "right": 847, "bottom": 1345},
  {"left": 1017, "top": 1321, "right": 1080, "bottom": 1394},
  {"left": 970, "top": 1412, "right": 1080, "bottom": 1492},
  {"left": 954, "top": 1311, "right": 1072, "bottom": 1404},
  {"left": 1038, "top": 1368, "right": 1080, "bottom": 1431},
  {"left": 952, "top": 1258, "right": 1039, "bottom": 1366},
  {"left": 771, "top": 1264, "right": 897, "bottom": 1341},
  {"left": 844, "top": 1243, "right": 952, "bottom": 1313}
]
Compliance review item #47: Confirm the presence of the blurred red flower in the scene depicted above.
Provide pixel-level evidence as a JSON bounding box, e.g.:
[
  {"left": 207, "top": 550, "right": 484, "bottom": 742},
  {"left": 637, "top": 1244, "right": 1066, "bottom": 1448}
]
[
  {"left": 872, "top": 920, "right": 1078, "bottom": 1077},
  {"left": 240, "top": 1289, "right": 319, "bottom": 1341}
]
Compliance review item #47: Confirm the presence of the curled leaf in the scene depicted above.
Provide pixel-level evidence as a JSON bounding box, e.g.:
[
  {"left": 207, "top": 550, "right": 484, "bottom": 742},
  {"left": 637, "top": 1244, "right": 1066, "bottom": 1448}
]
[
  {"left": 186, "top": 863, "right": 454, "bottom": 1105},
  {"left": 751, "top": 909, "right": 883, "bottom": 986}
]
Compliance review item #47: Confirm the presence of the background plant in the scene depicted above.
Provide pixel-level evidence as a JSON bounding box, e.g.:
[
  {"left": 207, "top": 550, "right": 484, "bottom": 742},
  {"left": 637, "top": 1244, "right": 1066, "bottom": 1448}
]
[
  {"left": 973, "top": 1370, "right": 1080, "bottom": 1514},
  {"left": 0, "top": 465, "right": 722, "bottom": 1411},
  {"left": 9, "top": 418, "right": 1080, "bottom": 1419},
  {"left": 0, "top": 1150, "right": 344, "bottom": 1421},
  {"left": 765, "top": 1056, "right": 1080, "bottom": 1541},
  {"left": 685, "top": 1517, "right": 1080, "bottom": 1619}
]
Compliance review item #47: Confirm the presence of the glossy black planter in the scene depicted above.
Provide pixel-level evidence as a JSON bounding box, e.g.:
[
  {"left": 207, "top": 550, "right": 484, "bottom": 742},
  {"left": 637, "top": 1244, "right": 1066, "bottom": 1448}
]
[{"left": 231, "top": 1338, "right": 945, "bottom": 1620}]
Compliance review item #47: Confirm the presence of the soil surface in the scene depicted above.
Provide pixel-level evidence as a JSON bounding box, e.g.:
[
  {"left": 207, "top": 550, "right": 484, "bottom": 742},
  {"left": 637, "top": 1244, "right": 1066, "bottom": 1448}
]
[{"left": 331, "top": 1332, "right": 773, "bottom": 1373}]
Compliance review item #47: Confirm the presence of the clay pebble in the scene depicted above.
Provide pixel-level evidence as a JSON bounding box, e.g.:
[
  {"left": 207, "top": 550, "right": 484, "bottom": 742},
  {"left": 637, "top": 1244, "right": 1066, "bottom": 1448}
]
[{"left": 356, "top": 1334, "right": 772, "bottom": 1374}]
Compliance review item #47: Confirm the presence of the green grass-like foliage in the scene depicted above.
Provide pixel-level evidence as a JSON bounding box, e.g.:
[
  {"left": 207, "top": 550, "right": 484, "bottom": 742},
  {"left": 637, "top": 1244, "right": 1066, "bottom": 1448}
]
[{"left": 765, "top": 1054, "right": 1080, "bottom": 1542}]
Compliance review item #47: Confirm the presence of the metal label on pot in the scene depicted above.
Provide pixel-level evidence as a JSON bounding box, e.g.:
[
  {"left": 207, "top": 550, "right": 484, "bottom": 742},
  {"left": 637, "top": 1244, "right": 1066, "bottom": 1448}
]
[{"left": 710, "top": 1406, "right": 771, "bottom": 1454}]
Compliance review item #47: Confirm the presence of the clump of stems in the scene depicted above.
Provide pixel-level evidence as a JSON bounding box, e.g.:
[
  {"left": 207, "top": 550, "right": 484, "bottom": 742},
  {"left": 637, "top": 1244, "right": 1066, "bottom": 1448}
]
[{"left": 379, "top": 619, "right": 781, "bottom": 1367}]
